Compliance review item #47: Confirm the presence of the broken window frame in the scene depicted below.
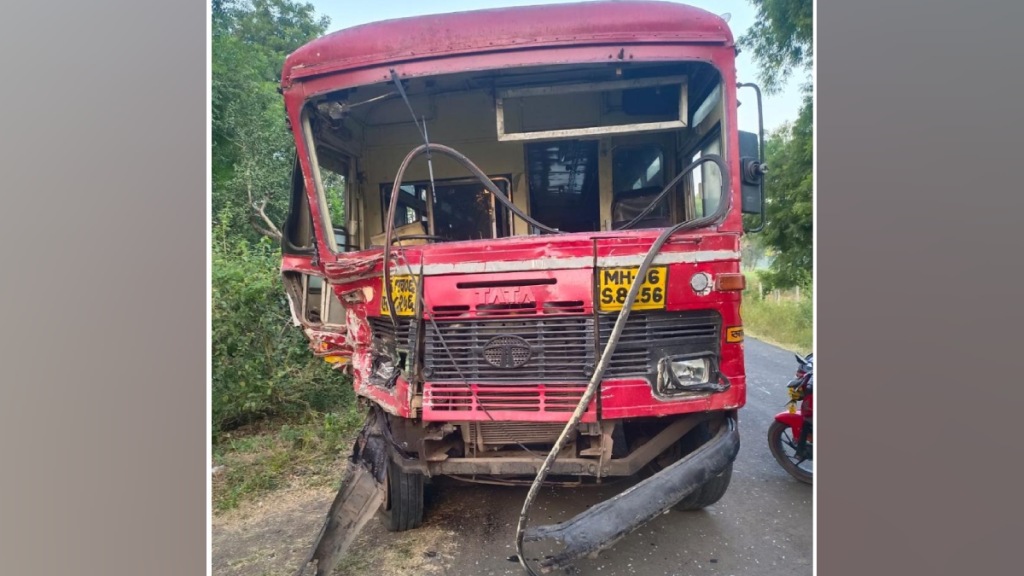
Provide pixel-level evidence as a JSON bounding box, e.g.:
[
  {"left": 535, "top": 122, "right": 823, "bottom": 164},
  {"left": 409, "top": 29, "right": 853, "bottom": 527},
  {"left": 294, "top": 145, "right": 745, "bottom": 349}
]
[
  {"left": 300, "top": 106, "right": 354, "bottom": 255},
  {"left": 297, "top": 62, "right": 731, "bottom": 252},
  {"left": 495, "top": 76, "right": 689, "bottom": 142}
]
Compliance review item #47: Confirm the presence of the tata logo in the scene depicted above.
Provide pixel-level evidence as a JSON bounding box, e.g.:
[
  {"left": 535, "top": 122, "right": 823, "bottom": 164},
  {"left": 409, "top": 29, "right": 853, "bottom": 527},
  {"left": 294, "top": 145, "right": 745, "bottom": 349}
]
[
  {"left": 481, "top": 335, "right": 533, "bottom": 369},
  {"left": 478, "top": 287, "right": 535, "bottom": 305}
]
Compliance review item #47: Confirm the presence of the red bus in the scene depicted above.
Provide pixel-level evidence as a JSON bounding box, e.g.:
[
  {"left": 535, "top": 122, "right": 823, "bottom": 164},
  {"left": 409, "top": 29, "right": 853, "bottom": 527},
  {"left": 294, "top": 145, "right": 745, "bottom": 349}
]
[{"left": 278, "top": 2, "right": 767, "bottom": 574}]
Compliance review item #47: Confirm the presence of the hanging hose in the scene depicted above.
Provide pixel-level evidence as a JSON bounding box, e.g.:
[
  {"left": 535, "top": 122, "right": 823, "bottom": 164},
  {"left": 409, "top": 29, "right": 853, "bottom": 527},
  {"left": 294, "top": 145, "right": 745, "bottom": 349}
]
[
  {"left": 614, "top": 155, "right": 730, "bottom": 230},
  {"left": 377, "top": 141, "right": 730, "bottom": 575},
  {"left": 381, "top": 143, "right": 561, "bottom": 324},
  {"left": 513, "top": 155, "right": 731, "bottom": 576}
]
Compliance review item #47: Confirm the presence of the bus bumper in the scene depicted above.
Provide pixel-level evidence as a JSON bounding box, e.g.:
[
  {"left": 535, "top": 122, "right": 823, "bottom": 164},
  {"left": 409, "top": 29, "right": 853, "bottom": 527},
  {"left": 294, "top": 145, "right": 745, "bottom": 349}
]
[{"left": 522, "top": 416, "right": 740, "bottom": 572}]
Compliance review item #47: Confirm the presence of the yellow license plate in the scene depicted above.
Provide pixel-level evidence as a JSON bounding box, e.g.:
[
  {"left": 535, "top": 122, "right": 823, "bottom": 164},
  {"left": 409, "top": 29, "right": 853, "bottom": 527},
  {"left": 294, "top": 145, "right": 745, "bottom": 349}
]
[
  {"left": 597, "top": 267, "right": 668, "bottom": 312},
  {"left": 381, "top": 275, "right": 418, "bottom": 317}
]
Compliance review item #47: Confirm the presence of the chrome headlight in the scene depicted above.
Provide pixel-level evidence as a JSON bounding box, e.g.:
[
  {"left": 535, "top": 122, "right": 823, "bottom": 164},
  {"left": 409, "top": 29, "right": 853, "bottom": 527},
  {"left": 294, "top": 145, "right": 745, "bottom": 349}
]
[
  {"left": 656, "top": 355, "right": 726, "bottom": 397},
  {"left": 668, "top": 357, "right": 710, "bottom": 384}
]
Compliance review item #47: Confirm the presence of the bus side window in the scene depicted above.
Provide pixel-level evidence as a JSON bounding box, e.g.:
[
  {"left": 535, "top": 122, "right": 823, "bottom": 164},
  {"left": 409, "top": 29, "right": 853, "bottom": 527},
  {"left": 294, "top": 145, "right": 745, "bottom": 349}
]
[
  {"left": 688, "top": 132, "right": 723, "bottom": 219},
  {"left": 525, "top": 139, "right": 601, "bottom": 233},
  {"left": 283, "top": 156, "right": 316, "bottom": 254},
  {"left": 325, "top": 288, "right": 345, "bottom": 325},
  {"left": 611, "top": 144, "right": 668, "bottom": 229},
  {"left": 304, "top": 275, "right": 323, "bottom": 324}
]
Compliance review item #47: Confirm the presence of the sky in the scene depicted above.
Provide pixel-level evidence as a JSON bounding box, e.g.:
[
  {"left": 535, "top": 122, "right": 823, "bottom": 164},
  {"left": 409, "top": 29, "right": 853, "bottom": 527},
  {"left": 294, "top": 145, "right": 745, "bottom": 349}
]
[{"left": 306, "top": 0, "right": 807, "bottom": 135}]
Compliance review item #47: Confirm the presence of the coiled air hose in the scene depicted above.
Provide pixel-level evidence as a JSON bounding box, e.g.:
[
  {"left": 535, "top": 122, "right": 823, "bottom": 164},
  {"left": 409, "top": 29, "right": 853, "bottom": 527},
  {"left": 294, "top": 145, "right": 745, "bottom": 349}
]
[{"left": 379, "top": 143, "right": 730, "bottom": 575}]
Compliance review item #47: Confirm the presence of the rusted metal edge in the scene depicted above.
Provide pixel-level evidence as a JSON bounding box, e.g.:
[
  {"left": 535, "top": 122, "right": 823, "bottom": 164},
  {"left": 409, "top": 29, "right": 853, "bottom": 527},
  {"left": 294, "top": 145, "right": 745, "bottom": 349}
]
[{"left": 390, "top": 415, "right": 705, "bottom": 477}]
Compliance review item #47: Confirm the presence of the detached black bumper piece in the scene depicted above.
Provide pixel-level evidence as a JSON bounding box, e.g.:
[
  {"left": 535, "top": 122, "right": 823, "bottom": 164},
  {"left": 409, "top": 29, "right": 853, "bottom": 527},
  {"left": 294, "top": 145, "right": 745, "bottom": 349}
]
[{"left": 523, "top": 416, "right": 740, "bottom": 572}]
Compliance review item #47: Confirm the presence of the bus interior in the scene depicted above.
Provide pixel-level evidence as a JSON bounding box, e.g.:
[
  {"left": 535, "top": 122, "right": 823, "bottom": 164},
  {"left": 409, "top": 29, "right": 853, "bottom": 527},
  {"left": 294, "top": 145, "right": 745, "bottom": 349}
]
[{"left": 283, "top": 61, "right": 729, "bottom": 257}]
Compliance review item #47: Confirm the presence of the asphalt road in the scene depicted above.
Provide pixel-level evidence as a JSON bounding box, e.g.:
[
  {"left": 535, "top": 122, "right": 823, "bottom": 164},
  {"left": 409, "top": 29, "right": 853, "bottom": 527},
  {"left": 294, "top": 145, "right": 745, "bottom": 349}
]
[{"left": 389, "top": 337, "right": 813, "bottom": 576}]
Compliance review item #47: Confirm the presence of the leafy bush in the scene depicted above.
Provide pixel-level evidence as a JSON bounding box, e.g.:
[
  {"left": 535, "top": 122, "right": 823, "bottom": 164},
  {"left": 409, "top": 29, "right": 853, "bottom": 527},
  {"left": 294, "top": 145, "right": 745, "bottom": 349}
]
[
  {"left": 210, "top": 1, "right": 351, "bottom": 446},
  {"left": 211, "top": 229, "right": 354, "bottom": 439}
]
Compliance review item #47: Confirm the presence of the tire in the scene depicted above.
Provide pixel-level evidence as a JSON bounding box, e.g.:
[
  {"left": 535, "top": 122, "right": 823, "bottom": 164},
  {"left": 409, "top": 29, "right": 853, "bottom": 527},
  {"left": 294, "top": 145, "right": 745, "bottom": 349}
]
[
  {"left": 768, "top": 420, "right": 813, "bottom": 484},
  {"left": 646, "top": 420, "right": 734, "bottom": 511},
  {"left": 380, "top": 458, "right": 424, "bottom": 532}
]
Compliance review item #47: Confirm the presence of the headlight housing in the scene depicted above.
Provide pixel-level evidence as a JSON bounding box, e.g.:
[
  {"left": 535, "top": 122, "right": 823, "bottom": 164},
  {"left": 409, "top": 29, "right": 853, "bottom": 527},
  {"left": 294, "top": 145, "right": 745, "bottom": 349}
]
[
  {"left": 655, "top": 355, "right": 726, "bottom": 397},
  {"left": 669, "top": 357, "right": 710, "bottom": 384}
]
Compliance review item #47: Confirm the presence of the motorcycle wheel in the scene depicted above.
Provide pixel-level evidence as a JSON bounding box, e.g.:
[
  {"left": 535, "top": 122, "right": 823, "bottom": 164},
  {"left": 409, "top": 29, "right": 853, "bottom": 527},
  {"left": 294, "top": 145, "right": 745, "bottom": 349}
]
[
  {"left": 768, "top": 420, "right": 813, "bottom": 484},
  {"left": 380, "top": 458, "right": 424, "bottom": 532}
]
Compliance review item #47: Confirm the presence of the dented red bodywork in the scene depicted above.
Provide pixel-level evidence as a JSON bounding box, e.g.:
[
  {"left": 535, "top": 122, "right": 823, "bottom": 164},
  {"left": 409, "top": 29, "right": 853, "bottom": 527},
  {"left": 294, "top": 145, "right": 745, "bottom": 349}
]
[
  {"left": 279, "top": 0, "right": 747, "bottom": 441},
  {"left": 285, "top": 233, "right": 747, "bottom": 423},
  {"left": 300, "top": 228, "right": 747, "bottom": 421},
  {"left": 280, "top": 2, "right": 732, "bottom": 87},
  {"left": 280, "top": 5, "right": 759, "bottom": 572}
]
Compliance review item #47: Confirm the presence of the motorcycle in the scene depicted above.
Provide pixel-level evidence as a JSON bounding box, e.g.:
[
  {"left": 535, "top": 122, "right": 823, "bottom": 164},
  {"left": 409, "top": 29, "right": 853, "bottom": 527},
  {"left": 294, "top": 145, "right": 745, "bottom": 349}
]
[{"left": 768, "top": 353, "right": 813, "bottom": 484}]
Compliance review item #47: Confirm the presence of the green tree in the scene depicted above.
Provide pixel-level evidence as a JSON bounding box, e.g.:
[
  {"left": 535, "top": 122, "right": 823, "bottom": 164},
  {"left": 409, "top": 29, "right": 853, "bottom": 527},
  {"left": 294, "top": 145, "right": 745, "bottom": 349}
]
[
  {"left": 739, "top": 0, "right": 813, "bottom": 95},
  {"left": 759, "top": 95, "right": 813, "bottom": 288},
  {"left": 741, "top": 0, "right": 813, "bottom": 289},
  {"left": 212, "top": 0, "right": 329, "bottom": 245},
  {"left": 211, "top": 1, "right": 337, "bottom": 438},
  {"left": 740, "top": 233, "right": 771, "bottom": 271}
]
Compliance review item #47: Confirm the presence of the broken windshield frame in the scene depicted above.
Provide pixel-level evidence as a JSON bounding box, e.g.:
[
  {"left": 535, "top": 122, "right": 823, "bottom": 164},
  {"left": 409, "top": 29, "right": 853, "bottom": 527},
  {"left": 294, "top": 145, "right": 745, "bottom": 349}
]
[{"left": 299, "top": 65, "right": 732, "bottom": 255}]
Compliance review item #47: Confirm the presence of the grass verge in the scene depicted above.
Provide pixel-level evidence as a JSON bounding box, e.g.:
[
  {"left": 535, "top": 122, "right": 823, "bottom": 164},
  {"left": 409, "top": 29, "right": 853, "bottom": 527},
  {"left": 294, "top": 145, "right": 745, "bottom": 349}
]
[
  {"left": 742, "top": 273, "right": 813, "bottom": 355},
  {"left": 212, "top": 406, "right": 363, "bottom": 513}
]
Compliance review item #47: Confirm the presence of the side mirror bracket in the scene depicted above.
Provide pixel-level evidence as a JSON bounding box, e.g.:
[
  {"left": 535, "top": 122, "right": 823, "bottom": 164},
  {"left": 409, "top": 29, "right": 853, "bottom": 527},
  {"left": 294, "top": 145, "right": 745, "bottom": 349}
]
[{"left": 738, "top": 83, "right": 767, "bottom": 233}]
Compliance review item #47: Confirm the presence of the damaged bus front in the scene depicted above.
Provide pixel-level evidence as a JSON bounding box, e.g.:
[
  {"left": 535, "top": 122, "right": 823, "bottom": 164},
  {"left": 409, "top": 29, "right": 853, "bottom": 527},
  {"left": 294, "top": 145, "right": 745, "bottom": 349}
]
[{"left": 277, "top": 2, "right": 767, "bottom": 574}]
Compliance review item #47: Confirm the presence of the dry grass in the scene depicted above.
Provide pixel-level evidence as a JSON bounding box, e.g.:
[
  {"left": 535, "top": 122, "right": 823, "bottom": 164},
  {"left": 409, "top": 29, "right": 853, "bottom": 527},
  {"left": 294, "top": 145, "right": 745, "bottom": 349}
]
[
  {"left": 212, "top": 410, "right": 361, "bottom": 513},
  {"left": 742, "top": 271, "right": 813, "bottom": 355}
]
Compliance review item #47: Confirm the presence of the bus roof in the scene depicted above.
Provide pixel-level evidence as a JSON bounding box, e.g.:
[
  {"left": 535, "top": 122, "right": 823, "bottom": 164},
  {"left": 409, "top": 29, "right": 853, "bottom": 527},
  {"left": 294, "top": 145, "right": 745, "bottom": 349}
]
[{"left": 281, "top": 1, "right": 733, "bottom": 85}]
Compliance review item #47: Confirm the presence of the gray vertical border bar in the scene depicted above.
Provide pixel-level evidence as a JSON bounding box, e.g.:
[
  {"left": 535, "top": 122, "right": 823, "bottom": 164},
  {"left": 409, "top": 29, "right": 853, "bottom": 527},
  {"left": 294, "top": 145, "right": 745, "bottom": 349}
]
[
  {"left": 0, "top": 0, "right": 207, "bottom": 574},
  {"left": 819, "top": 0, "right": 1024, "bottom": 574}
]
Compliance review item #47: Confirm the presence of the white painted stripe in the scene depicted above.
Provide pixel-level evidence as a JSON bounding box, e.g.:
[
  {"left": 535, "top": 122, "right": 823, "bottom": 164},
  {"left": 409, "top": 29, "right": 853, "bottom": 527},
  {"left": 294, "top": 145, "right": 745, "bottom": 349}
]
[{"left": 391, "top": 250, "right": 740, "bottom": 276}]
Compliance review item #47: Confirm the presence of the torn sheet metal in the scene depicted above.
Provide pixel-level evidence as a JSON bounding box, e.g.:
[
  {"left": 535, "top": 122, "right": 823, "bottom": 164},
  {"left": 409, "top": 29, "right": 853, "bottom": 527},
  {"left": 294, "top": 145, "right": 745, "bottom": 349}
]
[{"left": 294, "top": 409, "right": 391, "bottom": 576}]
